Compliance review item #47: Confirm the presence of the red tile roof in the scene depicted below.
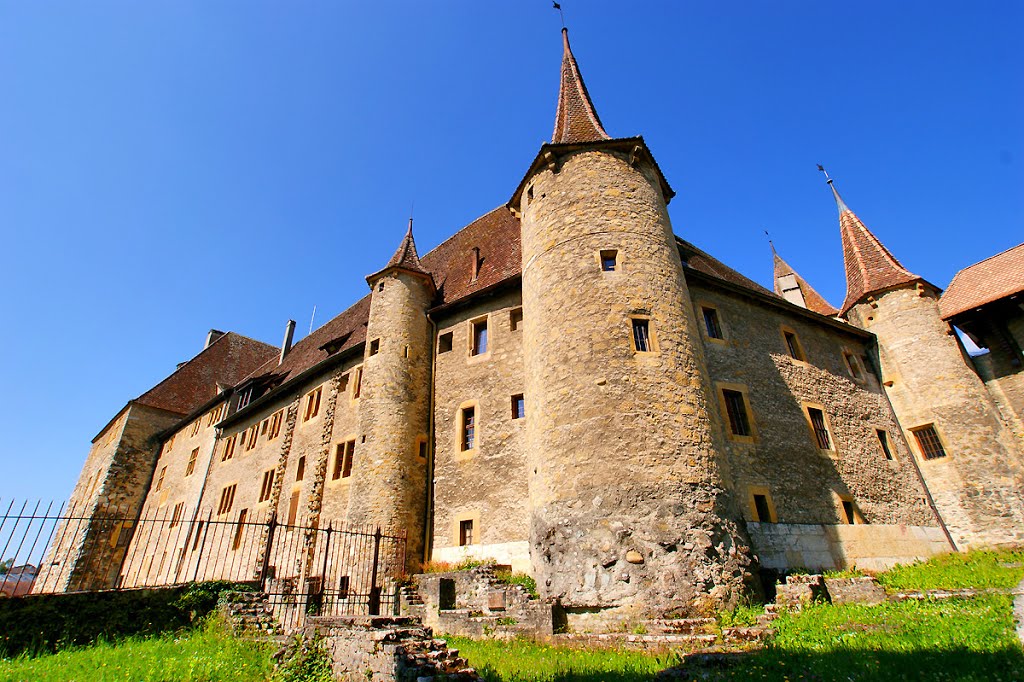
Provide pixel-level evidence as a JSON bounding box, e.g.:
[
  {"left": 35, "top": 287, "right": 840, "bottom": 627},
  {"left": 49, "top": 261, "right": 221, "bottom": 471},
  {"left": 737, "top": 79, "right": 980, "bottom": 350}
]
[
  {"left": 552, "top": 28, "right": 611, "bottom": 145},
  {"left": 773, "top": 251, "right": 839, "bottom": 316},
  {"left": 834, "top": 186, "right": 922, "bottom": 314},
  {"left": 939, "top": 242, "right": 1024, "bottom": 320},
  {"left": 678, "top": 239, "right": 778, "bottom": 298},
  {"left": 377, "top": 219, "right": 431, "bottom": 280},
  {"left": 135, "top": 333, "right": 277, "bottom": 415}
]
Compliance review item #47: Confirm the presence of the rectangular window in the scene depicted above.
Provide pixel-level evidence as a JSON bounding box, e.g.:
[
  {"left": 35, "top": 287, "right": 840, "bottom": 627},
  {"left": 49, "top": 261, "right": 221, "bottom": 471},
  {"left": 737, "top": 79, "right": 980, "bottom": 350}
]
[
  {"left": 844, "top": 351, "right": 865, "bottom": 380},
  {"left": 185, "top": 448, "right": 199, "bottom": 476},
  {"left": 304, "top": 387, "right": 322, "bottom": 422},
  {"left": 722, "top": 389, "right": 752, "bottom": 437},
  {"left": 268, "top": 410, "right": 283, "bottom": 440},
  {"left": 221, "top": 435, "right": 237, "bottom": 462},
  {"left": 287, "top": 491, "right": 300, "bottom": 525},
  {"left": 236, "top": 387, "right": 253, "bottom": 412},
  {"left": 245, "top": 426, "right": 259, "bottom": 451},
  {"left": 338, "top": 575, "right": 350, "bottom": 600},
  {"left": 333, "top": 441, "right": 355, "bottom": 480},
  {"left": 295, "top": 456, "right": 306, "bottom": 482},
  {"left": 169, "top": 501, "right": 184, "bottom": 528},
  {"left": 418, "top": 440, "right": 428, "bottom": 459},
  {"left": 260, "top": 419, "right": 269, "bottom": 436},
  {"left": 190, "top": 419, "right": 201, "bottom": 437},
  {"left": 511, "top": 394, "right": 525, "bottom": 420},
  {"left": 702, "top": 307, "right": 723, "bottom": 340},
  {"left": 339, "top": 373, "right": 350, "bottom": 394},
  {"left": 600, "top": 249, "right": 618, "bottom": 272},
  {"left": 459, "top": 519, "right": 475, "bottom": 546},
  {"left": 155, "top": 466, "right": 167, "bottom": 491},
  {"left": 784, "top": 330, "right": 806, "bottom": 361},
  {"left": 876, "top": 429, "right": 894, "bottom": 460},
  {"left": 438, "top": 332, "right": 454, "bottom": 353},
  {"left": 509, "top": 308, "right": 523, "bottom": 332},
  {"left": 471, "top": 318, "right": 488, "bottom": 356},
  {"left": 841, "top": 500, "right": 856, "bottom": 525},
  {"left": 913, "top": 425, "right": 947, "bottom": 460},
  {"left": 259, "top": 469, "right": 275, "bottom": 503},
  {"left": 217, "top": 484, "right": 237, "bottom": 516},
  {"left": 369, "top": 339, "right": 380, "bottom": 356},
  {"left": 632, "top": 318, "right": 651, "bottom": 353},
  {"left": 342, "top": 440, "right": 354, "bottom": 478},
  {"left": 808, "top": 408, "right": 832, "bottom": 450},
  {"left": 352, "top": 369, "right": 362, "bottom": 399},
  {"left": 231, "top": 509, "right": 247, "bottom": 551},
  {"left": 461, "top": 407, "right": 476, "bottom": 451},
  {"left": 753, "top": 494, "right": 773, "bottom": 523}
]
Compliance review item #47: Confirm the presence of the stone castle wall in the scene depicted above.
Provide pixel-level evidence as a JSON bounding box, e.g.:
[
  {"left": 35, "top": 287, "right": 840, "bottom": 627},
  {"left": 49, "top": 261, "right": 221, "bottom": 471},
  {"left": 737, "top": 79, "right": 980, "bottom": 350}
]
[{"left": 848, "top": 288, "right": 1024, "bottom": 548}]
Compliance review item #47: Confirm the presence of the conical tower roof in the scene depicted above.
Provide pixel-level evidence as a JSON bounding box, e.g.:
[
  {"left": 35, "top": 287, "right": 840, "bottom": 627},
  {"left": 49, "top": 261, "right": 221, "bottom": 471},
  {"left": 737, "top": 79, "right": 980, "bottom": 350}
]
[
  {"left": 828, "top": 180, "right": 922, "bottom": 314},
  {"left": 367, "top": 219, "right": 434, "bottom": 289},
  {"left": 773, "top": 249, "right": 838, "bottom": 316},
  {"left": 552, "top": 28, "right": 611, "bottom": 145}
]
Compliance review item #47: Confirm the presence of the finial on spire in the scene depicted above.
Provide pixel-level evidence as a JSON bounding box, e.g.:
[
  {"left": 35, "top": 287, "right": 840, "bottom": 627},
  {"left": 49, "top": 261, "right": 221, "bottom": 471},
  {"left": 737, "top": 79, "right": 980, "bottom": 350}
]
[
  {"left": 818, "top": 163, "right": 849, "bottom": 212},
  {"left": 765, "top": 229, "right": 776, "bottom": 256}
]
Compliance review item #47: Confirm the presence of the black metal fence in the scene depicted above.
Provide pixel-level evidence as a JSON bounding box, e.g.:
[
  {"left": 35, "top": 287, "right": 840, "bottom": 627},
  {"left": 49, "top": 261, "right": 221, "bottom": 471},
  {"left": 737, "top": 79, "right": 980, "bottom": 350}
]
[{"left": 0, "top": 499, "right": 406, "bottom": 629}]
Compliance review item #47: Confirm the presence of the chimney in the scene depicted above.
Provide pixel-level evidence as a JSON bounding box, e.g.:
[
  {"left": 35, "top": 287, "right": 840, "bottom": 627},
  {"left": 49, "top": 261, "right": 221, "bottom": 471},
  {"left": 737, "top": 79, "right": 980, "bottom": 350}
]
[
  {"left": 205, "top": 329, "right": 225, "bottom": 349},
  {"left": 471, "top": 247, "right": 481, "bottom": 282},
  {"left": 280, "top": 320, "right": 296, "bottom": 365}
]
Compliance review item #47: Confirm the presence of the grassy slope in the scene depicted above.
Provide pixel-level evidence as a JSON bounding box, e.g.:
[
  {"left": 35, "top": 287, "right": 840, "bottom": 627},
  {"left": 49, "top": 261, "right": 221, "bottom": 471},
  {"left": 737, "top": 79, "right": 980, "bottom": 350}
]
[{"left": 0, "top": 620, "right": 273, "bottom": 682}]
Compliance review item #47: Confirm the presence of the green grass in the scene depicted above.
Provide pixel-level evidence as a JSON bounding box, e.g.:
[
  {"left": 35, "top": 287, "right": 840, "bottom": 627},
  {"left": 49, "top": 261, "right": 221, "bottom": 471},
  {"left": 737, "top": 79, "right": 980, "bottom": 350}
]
[
  {"left": 877, "top": 548, "right": 1024, "bottom": 591},
  {"left": 0, "top": 619, "right": 273, "bottom": 682}
]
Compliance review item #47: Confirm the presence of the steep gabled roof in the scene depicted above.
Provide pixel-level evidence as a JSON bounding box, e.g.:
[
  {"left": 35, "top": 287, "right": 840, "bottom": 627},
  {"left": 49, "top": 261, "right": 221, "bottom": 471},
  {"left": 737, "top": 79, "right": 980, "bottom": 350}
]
[
  {"left": 374, "top": 220, "right": 431, "bottom": 279},
  {"left": 830, "top": 182, "right": 923, "bottom": 314},
  {"left": 773, "top": 250, "right": 839, "bottom": 316},
  {"left": 135, "top": 332, "right": 277, "bottom": 415},
  {"left": 552, "top": 28, "right": 611, "bottom": 145},
  {"left": 940, "top": 242, "right": 1024, "bottom": 320}
]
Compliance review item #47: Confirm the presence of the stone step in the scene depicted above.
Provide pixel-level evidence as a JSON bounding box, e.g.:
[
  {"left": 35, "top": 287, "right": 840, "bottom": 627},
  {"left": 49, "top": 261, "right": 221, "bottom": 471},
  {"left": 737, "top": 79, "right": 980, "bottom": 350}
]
[
  {"left": 721, "top": 626, "right": 774, "bottom": 643},
  {"left": 553, "top": 632, "right": 718, "bottom": 651},
  {"left": 645, "top": 618, "right": 717, "bottom": 634}
]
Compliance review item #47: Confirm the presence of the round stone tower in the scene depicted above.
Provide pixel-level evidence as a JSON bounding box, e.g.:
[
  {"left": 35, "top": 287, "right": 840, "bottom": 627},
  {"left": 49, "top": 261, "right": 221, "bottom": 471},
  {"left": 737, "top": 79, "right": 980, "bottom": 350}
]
[
  {"left": 508, "top": 29, "right": 750, "bottom": 618},
  {"left": 828, "top": 178, "right": 1024, "bottom": 549},
  {"left": 346, "top": 222, "right": 435, "bottom": 571}
]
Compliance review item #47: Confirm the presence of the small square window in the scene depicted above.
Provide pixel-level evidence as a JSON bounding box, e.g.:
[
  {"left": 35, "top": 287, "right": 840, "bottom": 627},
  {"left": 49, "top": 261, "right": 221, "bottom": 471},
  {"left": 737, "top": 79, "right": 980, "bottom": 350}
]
[
  {"left": 459, "top": 519, "right": 475, "bottom": 546},
  {"left": 632, "top": 318, "right": 652, "bottom": 353},
  {"left": 600, "top": 249, "right": 618, "bottom": 272},
  {"left": 438, "top": 332, "right": 453, "bottom": 354},
  {"left": 471, "top": 319, "right": 488, "bottom": 356},
  {"left": 807, "top": 407, "right": 832, "bottom": 450},
  {"left": 509, "top": 308, "right": 523, "bottom": 332},
  {"left": 511, "top": 394, "right": 525, "bottom": 420},
  {"left": 702, "top": 307, "right": 723, "bottom": 340},
  {"left": 369, "top": 339, "right": 380, "bottom": 356},
  {"left": 912, "top": 425, "right": 946, "bottom": 460},
  {"left": 876, "top": 429, "right": 894, "bottom": 460},
  {"left": 377, "top": 280, "right": 385, "bottom": 292},
  {"left": 783, "top": 330, "right": 806, "bottom": 361}
]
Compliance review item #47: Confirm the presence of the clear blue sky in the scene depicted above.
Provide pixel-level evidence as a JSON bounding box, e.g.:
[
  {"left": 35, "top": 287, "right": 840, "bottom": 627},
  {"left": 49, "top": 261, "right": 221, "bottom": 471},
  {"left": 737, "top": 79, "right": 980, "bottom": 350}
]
[{"left": 1, "top": 2, "right": 1021, "bottom": 503}]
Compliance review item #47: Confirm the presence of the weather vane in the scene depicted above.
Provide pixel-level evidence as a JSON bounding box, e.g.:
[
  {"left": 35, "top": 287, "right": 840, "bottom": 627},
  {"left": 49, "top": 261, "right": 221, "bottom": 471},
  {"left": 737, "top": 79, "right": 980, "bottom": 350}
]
[
  {"left": 553, "top": 2, "right": 565, "bottom": 29},
  {"left": 817, "top": 164, "right": 833, "bottom": 185}
]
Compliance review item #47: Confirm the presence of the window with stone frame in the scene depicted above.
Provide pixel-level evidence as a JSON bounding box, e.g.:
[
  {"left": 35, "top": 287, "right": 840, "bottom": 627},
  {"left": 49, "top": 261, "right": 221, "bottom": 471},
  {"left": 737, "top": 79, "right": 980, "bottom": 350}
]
[
  {"left": 155, "top": 466, "right": 167, "bottom": 491},
  {"left": 511, "top": 394, "right": 525, "bottom": 420},
  {"left": 807, "top": 407, "right": 833, "bottom": 450},
  {"left": 303, "top": 387, "right": 322, "bottom": 422},
  {"left": 352, "top": 368, "right": 362, "bottom": 399},
  {"left": 438, "top": 332, "right": 454, "bottom": 353},
  {"left": 459, "top": 519, "right": 475, "bottom": 546},
  {"left": 295, "top": 456, "right": 305, "bottom": 482},
  {"left": 217, "top": 484, "right": 237, "bottom": 516},
  {"left": 631, "top": 317, "right": 653, "bottom": 353},
  {"left": 722, "top": 389, "right": 752, "bottom": 437},
  {"left": 258, "top": 469, "right": 275, "bottom": 503},
  {"left": 876, "top": 429, "right": 894, "bottom": 460},
  {"left": 509, "top": 308, "right": 523, "bottom": 332},
  {"left": 190, "top": 419, "right": 201, "bottom": 437},
  {"left": 783, "top": 329, "right": 806, "bottom": 361},
  {"left": 332, "top": 440, "right": 355, "bottom": 480},
  {"left": 169, "top": 501, "right": 184, "bottom": 528},
  {"left": 752, "top": 494, "right": 774, "bottom": 523},
  {"left": 843, "top": 350, "right": 865, "bottom": 381},
  {"left": 470, "top": 318, "right": 488, "bottom": 356},
  {"left": 185, "top": 448, "right": 199, "bottom": 476},
  {"left": 702, "top": 306, "right": 724, "bottom": 340},
  {"left": 912, "top": 424, "right": 947, "bottom": 460},
  {"left": 221, "top": 434, "right": 237, "bottom": 462},
  {"left": 461, "top": 407, "right": 476, "bottom": 451},
  {"left": 268, "top": 410, "right": 284, "bottom": 440}
]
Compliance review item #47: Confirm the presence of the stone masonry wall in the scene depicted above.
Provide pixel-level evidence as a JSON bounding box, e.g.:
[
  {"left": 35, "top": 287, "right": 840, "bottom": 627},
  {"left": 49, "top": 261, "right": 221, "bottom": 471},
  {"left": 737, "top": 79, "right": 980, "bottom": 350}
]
[
  {"left": 848, "top": 288, "right": 1024, "bottom": 548},
  {"left": 519, "top": 147, "right": 751, "bottom": 617},
  {"left": 690, "top": 281, "right": 938, "bottom": 530},
  {"left": 430, "top": 288, "right": 530, "bottom": 573}
]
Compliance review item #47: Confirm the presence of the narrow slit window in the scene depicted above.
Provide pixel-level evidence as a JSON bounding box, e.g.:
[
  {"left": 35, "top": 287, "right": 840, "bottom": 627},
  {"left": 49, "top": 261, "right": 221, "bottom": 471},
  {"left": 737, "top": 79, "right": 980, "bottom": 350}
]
[
  {"left": 511, "top": 394, "right": 525, "bottom": 420},
  {"left": 752, "top": 494, "right": 773, "bottom": 523},
  {"left": 459, "top": 519, "right": 475, "bottom": 546},
  {"left": 332, "top": 445, "right": 344, "bottom": 481},
  {"left": 418, "top": 440, "right": 428, "bottom": 459},
  {"left": 185, "top": 448, "right": 199, "bottom": 477},
  {"left": 876, "top": 429, "right": 894, "bottom": 460},
  {"left": 295, "top": 456, "right": 305, "bottom": 482},
  {"left": 338, "top": 575, "right": 350, "bottom": 600},
  {"left": 342, "top": 440, "right": 355, "bottom": 478},
  {"left": 841, "top": 500, "right": 856, "bottom": 525},
  {"left": 352, "top": 369, "right": 362, "bottom": 399},
  {"left": 722, "top": 389, "right": 752, "bottom": 437},
  {"left": 287, "top": 491, "right": 300, "bottom": 525},
  {"left": 702, "top": 307, "right": 723, "bottom": 340},
  {"left": 155, "top": 466, "right": 167, "bottom": 491},
  {"left": 808, "top": 408, "right": 832, "bottom": 450},
  {"left": 509, "top": 308, "right": 523, "bottom": 332},
  {"left": 913, "top": 425, "right": 947, "bottom": 460},
  {"left": 632, "top": 318, "right": 651, "bottom": 353},
  {"left": 600, "top": 249, "right": 618, "bottom": 272},
  {"left": 461, "top": 407, "right": 476, "bottom": 451},
  {"left": 438, "top": 332, "right": 454, "bottom": 353},
  {"left": 232, "top": 509, "right": 248, "bottom": 550},
  {"left": 471, "top": 319, "right": 488, "bottom": 356}
]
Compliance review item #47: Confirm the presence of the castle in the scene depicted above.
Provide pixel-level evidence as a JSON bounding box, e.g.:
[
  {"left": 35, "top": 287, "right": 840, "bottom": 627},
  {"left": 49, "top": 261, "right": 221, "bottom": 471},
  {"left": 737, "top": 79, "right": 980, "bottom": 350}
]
[{"left": 35, "top": 28, "right": 1024, "bottom": 621}]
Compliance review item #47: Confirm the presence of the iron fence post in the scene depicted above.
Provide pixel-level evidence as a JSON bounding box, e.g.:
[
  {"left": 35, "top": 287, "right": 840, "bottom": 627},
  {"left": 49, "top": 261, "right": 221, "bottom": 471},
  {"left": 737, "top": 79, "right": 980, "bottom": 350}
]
[
  {"left": 259, "top": 511, "right": 278, "bottom": 588},
  {"left": 368, "top": 527, "right": 382, "bottom": 616}
]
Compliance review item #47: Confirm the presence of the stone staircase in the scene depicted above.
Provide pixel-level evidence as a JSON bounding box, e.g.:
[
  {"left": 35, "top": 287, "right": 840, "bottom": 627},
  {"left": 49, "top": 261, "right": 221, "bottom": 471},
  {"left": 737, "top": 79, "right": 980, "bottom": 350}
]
[{"left": 219, "top": 591, "right": 281, "bottom": 637}]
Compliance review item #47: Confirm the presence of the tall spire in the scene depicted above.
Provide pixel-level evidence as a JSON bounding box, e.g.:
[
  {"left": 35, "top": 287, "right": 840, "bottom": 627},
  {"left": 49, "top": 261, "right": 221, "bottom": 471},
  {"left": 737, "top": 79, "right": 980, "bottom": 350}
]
[
  {"left": 819, "top": 167, "right": 921, "bottom": 314},
  {"left": 367, "top": 218, "right": 433, "bottom": 288},
  {"left": 773, "top": 249, "right": 838, "bottom": 316},
  {"left": 552, "top": 28, "right": 611, "bottom": 145}
]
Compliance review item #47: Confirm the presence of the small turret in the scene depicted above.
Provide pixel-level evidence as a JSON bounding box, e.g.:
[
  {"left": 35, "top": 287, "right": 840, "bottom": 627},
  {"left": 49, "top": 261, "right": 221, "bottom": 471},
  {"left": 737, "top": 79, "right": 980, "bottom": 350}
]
[{"left": 346, "top": 221, "right": 435, "bottom": 571}]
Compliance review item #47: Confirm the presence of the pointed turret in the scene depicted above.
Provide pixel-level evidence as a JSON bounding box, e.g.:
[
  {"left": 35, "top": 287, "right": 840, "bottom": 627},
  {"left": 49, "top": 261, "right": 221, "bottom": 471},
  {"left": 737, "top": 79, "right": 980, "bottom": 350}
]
[
  {"left": 825, "top": 175, "right": 922, "bottom": 314},
  {"left": 552, "top": 28, "right": 611, "bottom": 144},
  {"left": 773, "top": 248, "right": 838, "bottom": 316},
  {"left": 367, "top": 219, "right": 434, "bottom": 290}
]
